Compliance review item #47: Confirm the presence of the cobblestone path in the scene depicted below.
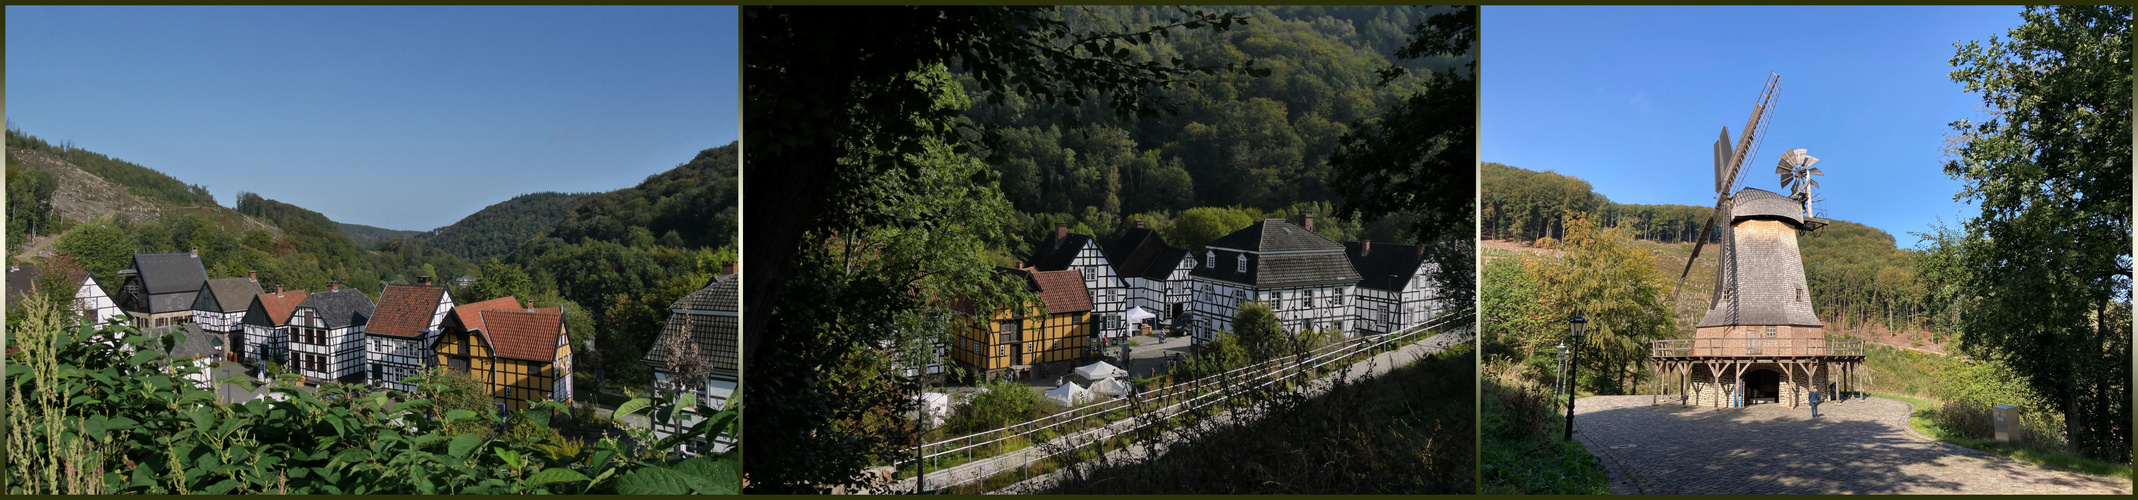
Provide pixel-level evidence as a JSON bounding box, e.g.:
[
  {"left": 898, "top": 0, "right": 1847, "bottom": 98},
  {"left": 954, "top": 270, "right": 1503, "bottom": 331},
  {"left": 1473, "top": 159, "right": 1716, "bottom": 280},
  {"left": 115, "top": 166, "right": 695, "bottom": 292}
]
[{"left": 1572, "top": 395, "right": 2131, "bottom": 495}]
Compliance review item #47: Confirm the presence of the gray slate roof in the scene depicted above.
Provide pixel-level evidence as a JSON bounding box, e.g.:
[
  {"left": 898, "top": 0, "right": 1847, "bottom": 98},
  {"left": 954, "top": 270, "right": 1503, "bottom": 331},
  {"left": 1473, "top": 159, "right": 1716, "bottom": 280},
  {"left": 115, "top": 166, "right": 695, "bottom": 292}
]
[
  {"left": 194, "top": 278, "right": 264, "bottom": 313},
  {"left": 642, "top": 273, "right": 739, "bottom": 379},
  {"left": 133, "top": 253, "right": 209, "bottom": 295},
  {"left": 295, "top": 289, "right": 376, "bottom": 329},
  {"left": 1105, "top": 228, "right": 1194, "bottom": 280},
  {"left": 1730, "top": 188, "right": 1807, "bottom": 227},
  {"left": 1031, "top": 232, "right": 1097, "bottom": 272},
  {"left": 1345, "top": 242, "right": 1425, "bottom": 291},
  {"left": 1190, "top": 219, "right": 1361, "bottom": 287},
  {"left": 1204, "top": 219, "right": 1342, "bottom": 253}
]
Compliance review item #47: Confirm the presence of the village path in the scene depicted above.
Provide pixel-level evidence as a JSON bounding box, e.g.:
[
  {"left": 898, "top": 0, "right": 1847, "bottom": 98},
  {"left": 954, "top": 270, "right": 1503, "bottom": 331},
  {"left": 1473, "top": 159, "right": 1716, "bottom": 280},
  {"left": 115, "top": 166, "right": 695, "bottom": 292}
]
[
  {"left": 979, "top": 327, "right": 1475, "bottom": 494},
  {"left": 1572, "top": 395, "right": 2132, "bottom": 495}
]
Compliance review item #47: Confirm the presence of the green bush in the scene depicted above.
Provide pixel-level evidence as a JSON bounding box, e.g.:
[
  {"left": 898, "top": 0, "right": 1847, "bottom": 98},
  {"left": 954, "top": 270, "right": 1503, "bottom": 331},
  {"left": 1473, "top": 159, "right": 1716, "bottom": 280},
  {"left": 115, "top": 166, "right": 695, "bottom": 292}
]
[{"left": 942, "top": 379, "right": 1040, "bottom": 437}]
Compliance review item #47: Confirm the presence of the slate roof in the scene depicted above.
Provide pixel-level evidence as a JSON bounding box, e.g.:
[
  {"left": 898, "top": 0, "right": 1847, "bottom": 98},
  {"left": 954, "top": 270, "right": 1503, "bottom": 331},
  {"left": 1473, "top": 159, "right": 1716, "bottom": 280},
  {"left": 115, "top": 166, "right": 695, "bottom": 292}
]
[
  {"left": 1730, "top": 187, "right": 1807, "bottom": 227},
  {"left": 1105, "top": 228, "right": 1194, "bottom": 281},
  {"left": 1031, "top": 232, "right": 1097, "bottom": 272},
  {"left": 1345, "top": 242, "right": 1426, "bottom": 291},
  {"left": 1190, "top": 220, "right": 1361, "bottom": 287},
  {"left": 195, "top": 278, "right": 263, "bottom": 313},
  {"left": 245, "top": 290, "right": 310, "bottom": 326},
  {"left": 480, "top": 310, "right": 565, "bottom": 362},
  {"left": 295, "top": 289, "right": 375, "bottom": 329},
  {"left": 1204, "top": 219, "right": 1342, "bottom": 253},
  {"left": 364, "top": 284, "right": 449, "bottom": 338},
  {"left": 642, "top": 274, "right": 739, "bottom": 377},
  {"left": 133, "top": 253, "right": 209, "bottom": 295}
]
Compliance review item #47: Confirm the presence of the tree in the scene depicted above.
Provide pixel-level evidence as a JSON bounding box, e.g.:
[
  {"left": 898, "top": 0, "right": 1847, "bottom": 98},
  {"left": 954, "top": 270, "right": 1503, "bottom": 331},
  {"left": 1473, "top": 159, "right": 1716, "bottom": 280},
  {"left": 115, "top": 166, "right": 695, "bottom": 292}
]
[
  {"left": 1529, "top": 214, "right": 1675, "bottom": 395},
  {"left": 469, "top": 259, "right": 534, "bottom": 308},
  {"left": 742, "top": 7, "right": 1262, "bottom": 492},
  {"left": 1232, "top": 301, "right": 1287, "bottom": 361},
  {"left": 1325, "top": 6, "right": 1478, "bottom": 313},
  {"left": 54, "top": 218, "right": 132, "bottom": 287},
  {"left": 1941, "top": 5, "right": 2131, "bottom": 462}
]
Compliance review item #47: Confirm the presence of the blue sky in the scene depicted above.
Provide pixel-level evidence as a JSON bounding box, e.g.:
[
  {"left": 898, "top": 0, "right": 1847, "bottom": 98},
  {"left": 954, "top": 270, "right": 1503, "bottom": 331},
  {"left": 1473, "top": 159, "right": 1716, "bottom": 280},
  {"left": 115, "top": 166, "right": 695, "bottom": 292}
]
[
  {"left": 7, "top": 6, "right": 738, "bottom": 231},
  {"left": 1483, "top": 6, "right": 2023, "bottom": 249}
]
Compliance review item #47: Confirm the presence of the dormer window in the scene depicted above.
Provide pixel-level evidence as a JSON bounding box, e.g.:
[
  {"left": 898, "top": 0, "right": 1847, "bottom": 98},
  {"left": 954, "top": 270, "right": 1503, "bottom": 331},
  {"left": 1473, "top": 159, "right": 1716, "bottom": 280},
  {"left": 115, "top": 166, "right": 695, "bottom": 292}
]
[
  {"left": 1205, "top": 251, "right": 1215, "bottom": 268},
  {"left": 1236, "top": 254, "right": 1247, "bottom": 273}
]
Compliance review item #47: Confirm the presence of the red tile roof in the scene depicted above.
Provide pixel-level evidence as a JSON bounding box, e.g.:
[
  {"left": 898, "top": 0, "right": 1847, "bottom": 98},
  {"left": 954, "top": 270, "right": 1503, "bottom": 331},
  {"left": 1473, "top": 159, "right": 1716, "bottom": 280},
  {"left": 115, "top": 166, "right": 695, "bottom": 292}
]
[
  {"left": 1030, "top": 269, "right": 1092, "bottom": 313},
  {"left": 254, "top": 290, "right": 310, "bottom": 325},
  {"left": 448, "top": 296, "right": 523, "bottom": 334},
  {"left": 480, "top": 310, "right": 565, "bottom": 362},
  {"left": 364, "top": 284, "right": 448, "bottom": 338}
]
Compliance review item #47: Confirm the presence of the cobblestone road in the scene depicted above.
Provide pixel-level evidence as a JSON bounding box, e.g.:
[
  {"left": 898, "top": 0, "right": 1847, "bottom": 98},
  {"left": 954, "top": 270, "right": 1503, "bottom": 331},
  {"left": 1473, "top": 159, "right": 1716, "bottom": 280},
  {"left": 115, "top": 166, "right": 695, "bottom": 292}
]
[{"left": 1571, "top": 395, "right": 2131, "bottom": 494}]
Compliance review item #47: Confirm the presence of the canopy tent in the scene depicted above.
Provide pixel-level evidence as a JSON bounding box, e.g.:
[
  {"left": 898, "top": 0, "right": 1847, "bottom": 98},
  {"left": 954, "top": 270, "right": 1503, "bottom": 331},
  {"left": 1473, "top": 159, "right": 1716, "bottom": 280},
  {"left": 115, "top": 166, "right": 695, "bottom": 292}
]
[
  {"left": 1090, "top": 377, "right": 1134, "bottom": 397},
  {"left": 1044, "top": 382, "right": 1092, "bottom": 407},
  {"left": 917, "top": 392, "right": 952, "bottom": 426},
  {"left": 1123, "top": 306, "right": 1157, "bottom": 324},
  {"left": 1075, "top": 360, "right": 1127, "bottom": 381}
]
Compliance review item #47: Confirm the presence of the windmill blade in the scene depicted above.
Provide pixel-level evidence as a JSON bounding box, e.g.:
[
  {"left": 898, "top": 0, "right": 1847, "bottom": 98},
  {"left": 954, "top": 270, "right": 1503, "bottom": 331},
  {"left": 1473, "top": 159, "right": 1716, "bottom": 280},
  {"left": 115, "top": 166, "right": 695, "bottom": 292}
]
[
  {"left": 1807, "top": 167, "right": 1823, "bottom": 176},
  {"left": 1801, "top": 155, "right": 1819, "bottom": 168},
  {"left": 1674, "top": 209, "right": 1722, "bottom": 299},
  {"left": 1807, "top": 179, "right": 1819, "bottom": 189},
  {"left": 1775, "top": 164, "right": 1791, "bottom": 175}
]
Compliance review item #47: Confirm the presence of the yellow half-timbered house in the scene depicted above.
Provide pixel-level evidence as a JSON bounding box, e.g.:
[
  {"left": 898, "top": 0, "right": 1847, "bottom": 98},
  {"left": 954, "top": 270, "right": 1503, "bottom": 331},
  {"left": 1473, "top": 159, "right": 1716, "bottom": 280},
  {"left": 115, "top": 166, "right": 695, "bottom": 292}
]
[
  {"left": 952, "top": 267, "right": 1092, "bottom": 378},
  {"left": 433, "top": 296, "right": 573, "bottom": 412}
]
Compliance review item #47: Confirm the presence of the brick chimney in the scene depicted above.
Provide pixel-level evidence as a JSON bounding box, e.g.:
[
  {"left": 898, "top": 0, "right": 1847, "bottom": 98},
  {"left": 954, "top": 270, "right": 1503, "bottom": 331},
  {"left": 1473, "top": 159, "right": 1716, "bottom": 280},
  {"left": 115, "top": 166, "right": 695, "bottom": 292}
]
[
  {"left": 275, "top": 284, "right": 284, "bottom": 295},
  {"left": 417, "top": 275, "right": 432, "bottom": 285},
  {"left": 248, "top": 270, "right": 258, "bottom": 282},
  {"left": 1054, "top": 222, "right": 1069, "bottom": 243},
  {"left": 722, "top": 262, "right": 737, "bottom": 275},
  {"left": 1134, "top": 219, "right": 1145, "bottom": 229},
  {"left": 1361, "top": 241, "right": 1372, "bottom": 256},
  {"left": 1302, "top": 213, "right": 1315, "bottom": 232},
  {"left": 328, "top": 281, "right": 340, "bottom": 292}
]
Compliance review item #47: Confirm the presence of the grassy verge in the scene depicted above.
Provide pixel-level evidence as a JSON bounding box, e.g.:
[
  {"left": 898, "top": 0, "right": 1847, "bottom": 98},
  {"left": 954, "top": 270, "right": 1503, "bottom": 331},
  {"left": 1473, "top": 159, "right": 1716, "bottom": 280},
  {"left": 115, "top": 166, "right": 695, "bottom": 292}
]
[
  {"left": 1873, "top": 392, "right": 2131, "bottom": 479},
  {"left": 1481, "top": 365, "right": 1611, "bottom": 494}
]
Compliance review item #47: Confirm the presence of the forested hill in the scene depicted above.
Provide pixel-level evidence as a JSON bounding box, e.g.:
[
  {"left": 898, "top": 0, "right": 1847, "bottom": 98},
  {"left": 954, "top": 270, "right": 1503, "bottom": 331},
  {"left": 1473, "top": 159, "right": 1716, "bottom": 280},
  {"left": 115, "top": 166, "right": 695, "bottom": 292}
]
[
  {"left": 542, "top": 142, "right": 738, "bottom": 251},
  {"left": 418, "top": 192, "right": 595, "bottom": 261},
  {"left": 1484, "top": 161, "right": 1942, "bottom": 338},
  {"left": 961, "top": 6, "right": 1459, "bottom": 217},
  {"left": 5, "top": 126, "right": 216, "bottom": 206},
  {"left": 342, "top": 223, "right": 424, "bottom": 247}
]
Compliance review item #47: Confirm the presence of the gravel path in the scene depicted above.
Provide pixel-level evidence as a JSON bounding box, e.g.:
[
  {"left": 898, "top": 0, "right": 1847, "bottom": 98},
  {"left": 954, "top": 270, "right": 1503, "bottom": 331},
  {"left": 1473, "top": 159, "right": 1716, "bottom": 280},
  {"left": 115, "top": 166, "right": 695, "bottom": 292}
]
[{"left": 1572, "top": 395, "right": 2131, "bottom": 495}]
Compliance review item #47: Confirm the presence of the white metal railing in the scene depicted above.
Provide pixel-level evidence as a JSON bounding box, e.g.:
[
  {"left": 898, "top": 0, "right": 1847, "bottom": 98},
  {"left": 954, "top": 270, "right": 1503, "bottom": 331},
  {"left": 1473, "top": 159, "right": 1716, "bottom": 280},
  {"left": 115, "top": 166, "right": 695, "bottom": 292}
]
[{"left": 896, "top": 310, "right": 1475, "bottom": 492}]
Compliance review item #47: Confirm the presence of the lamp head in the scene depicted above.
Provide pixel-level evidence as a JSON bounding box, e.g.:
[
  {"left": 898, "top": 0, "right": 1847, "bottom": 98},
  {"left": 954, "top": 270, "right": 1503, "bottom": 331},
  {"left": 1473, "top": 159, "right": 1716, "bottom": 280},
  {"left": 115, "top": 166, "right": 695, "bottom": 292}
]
[{"left": 1568, "top": 312, "right": 1589, "bottom": 343}]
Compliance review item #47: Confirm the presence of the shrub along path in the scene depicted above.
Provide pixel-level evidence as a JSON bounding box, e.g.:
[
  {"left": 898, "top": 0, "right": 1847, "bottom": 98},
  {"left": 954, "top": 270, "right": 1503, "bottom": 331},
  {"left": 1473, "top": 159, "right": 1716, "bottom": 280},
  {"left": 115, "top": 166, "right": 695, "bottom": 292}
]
[{"left": 1572, "top": 395, "right": 2130, "bottom": 494}]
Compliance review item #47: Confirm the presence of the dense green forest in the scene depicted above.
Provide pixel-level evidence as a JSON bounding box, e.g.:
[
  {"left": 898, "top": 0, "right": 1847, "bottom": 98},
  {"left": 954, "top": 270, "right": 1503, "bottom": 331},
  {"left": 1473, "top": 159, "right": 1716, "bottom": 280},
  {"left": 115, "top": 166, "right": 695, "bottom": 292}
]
[
  {"left": 420, "top": 192, "right": 594, "bottom": 261},
  {"left": 1482, "top": 162, "right": 1937, "bottom": 336},
  {"left": 5, "top": 154, "right": 62, "bottom": 249},
  {"left": 5, "top": 125, "right": 215, "bottom": 206},
  {"left": 547, "top": 144, "right": 738, "bottom": 252},
  {"left": 341, "top": 222, "right": 424, "bottom": 247},
  {"left": 964, "top": 6, "right": 1454, "bottom": 220}
]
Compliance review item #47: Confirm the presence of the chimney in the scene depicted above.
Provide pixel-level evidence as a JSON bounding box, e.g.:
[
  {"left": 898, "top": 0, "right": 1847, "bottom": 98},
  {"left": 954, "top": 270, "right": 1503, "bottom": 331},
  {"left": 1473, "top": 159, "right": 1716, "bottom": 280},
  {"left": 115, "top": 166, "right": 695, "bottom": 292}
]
[
  {"left": 275, "top": 284, "right": 284, "bottom": 295},
  {"left": 1134, "top": 219, "right": 1146, "bottom": 229},
  {"left": 1013, "top": 261, "right": 1022, "bottom": 270},
  {"left": 1302, "top": 213, "right": 1315, "bottom": 232},
  {"left": 418, "top": 275, "right": 432, "bottom": 285},
  {"left": 1054, "top": 222, "right": 1069, "bottom": 243},
  {"left": 1362, "top": 241, "right": 1372, "bottom": 256},
  {"left": 329, "top": 281, "right": 340, "bottom": 292},
  {"left": 189, "top": 248, "right": 199, "bottom": 258},
  {"left": 248, "top": 270, "right": 258, "bottom": 282},
  {"left": 721, "top": 262, "right": 737, "bottom": 275}
]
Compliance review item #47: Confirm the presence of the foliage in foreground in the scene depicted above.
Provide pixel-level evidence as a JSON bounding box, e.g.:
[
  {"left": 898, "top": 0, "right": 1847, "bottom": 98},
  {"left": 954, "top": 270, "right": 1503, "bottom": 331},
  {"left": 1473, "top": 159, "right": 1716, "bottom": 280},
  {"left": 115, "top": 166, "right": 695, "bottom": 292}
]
[
  {"left": 1480, "top": 362, "right": 1611, "bottom": 494},
  {"left": 1043, "top": 342, "right": 1477, "bottom": 494},
  {"left": 2, "top": 292, "right": 738, "bottom": 494}
]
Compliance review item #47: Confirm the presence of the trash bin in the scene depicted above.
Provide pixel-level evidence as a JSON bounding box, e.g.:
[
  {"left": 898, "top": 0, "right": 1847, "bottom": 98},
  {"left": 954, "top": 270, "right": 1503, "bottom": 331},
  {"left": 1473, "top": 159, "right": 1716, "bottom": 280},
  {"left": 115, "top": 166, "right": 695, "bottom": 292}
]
[{"left": 1992, "top": 404, "right": 2020, "bottom": 448}]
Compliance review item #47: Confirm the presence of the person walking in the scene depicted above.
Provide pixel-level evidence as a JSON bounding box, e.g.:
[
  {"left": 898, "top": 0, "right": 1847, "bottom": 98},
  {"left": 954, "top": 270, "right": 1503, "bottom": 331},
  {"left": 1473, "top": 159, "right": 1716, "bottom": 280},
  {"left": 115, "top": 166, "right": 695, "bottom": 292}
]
[{"left": 1808, "top": 386, "right": 1823, "bottom": 418}]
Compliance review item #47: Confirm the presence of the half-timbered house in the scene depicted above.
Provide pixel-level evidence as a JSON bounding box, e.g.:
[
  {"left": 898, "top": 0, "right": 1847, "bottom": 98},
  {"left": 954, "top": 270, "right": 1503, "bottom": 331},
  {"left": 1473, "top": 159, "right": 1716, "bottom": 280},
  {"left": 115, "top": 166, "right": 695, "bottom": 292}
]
[
  {"left": 114, "top": 250, "right": 209, "bottom": 329},
  {"left": 643, "top": 271, "right": 739, "bottom": 454},
  {"left": 7, "top": 264, "right": 121, "bottom": 324},
  {"left": 435, "top": 296, "right": 573, "bottom": 412},
  {"left": 1187, "top": 215, "right": 1362, "bottom": 344},
  {"left": 1344, "top": 241, "right": 1447, "bottom": 336},
  {"left": 239, "top": 286, "right": 307, "bottom": 365},
  {"left": 952, "top": 267, "right": 1093, "bottom": 379},
  {"left": 1104, "top": 220, "right": 1198, "bottom": 331},
  {"left": 288, "top": 284, "right": 374, "bottom": 384},
  {"left": 362, "top": 277, "right": 454, "bottom": 392},
  {"left": 1031, "top": 222, "right": 1128, "bottom": 342},
  {"left": 193, "top": 273, "right": 263, "bottom": 357}
]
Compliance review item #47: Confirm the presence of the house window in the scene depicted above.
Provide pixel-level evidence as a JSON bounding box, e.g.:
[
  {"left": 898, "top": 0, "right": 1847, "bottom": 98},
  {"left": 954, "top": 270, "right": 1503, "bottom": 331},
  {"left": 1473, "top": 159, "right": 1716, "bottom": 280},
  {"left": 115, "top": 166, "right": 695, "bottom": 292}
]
[
  {"left": 1236, "top": 255, "right": 1247, "bottom": 273},
  {"left": 1205, "top": 251, "right": 1215, "bottom": 268},
  {"left": 1796, "top": 287, "right": 1804, "bottom": 302},
  {"left": 996, "top": 345, "right": 1005, "bottom": 357},
  {"left": 1272, "top": 297, "right": 1283, "bottom": 309},
  {"left": 1765, "top": 326, "right": 1777, "bottom": 338}
]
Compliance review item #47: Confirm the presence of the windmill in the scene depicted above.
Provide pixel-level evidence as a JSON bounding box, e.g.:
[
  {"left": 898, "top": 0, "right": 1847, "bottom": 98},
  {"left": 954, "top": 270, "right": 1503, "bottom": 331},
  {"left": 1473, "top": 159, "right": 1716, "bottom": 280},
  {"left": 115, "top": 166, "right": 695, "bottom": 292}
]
[{"left": 1647, "top": 73, "right": 1863, "bottom": 411}]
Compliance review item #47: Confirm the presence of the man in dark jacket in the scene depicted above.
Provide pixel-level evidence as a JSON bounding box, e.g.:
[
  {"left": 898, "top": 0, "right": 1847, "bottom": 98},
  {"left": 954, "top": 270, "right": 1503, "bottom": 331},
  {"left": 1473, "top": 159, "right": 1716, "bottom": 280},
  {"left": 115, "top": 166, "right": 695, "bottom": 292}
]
[{"left": 1808, "top": 386, "right": 1823, "bottom": 418}]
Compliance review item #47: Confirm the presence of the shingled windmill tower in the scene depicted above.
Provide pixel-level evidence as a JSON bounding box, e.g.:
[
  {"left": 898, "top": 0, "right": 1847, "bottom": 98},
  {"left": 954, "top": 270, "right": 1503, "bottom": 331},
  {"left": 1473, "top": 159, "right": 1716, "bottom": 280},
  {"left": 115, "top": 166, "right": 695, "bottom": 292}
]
[{"left": 1649, "top": 74, "right": 1864, "bottom": 409}]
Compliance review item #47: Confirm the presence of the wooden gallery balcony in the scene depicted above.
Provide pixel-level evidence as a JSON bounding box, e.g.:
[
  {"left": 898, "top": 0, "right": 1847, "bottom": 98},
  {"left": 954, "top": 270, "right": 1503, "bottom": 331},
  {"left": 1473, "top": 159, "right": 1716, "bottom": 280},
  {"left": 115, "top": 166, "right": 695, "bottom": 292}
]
[{"left": 1650, "top": 337, "right": 1865, "bottom": 360}]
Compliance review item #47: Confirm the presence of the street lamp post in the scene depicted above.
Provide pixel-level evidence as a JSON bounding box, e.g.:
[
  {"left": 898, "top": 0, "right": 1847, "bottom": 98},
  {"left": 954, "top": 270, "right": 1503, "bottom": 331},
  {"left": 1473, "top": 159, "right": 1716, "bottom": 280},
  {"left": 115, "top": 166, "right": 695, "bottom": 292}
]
[{"left": 1563, "top": 312, "right": 1588, "bottom": 441}]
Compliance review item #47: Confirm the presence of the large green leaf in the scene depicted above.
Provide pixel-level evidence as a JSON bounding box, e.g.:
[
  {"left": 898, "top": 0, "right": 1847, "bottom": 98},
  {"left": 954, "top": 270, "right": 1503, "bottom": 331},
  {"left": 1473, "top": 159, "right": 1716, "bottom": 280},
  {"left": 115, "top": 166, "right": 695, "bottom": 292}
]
[
  {"left": 674, "top": 455, "right": 741, "bottom": 495},
  {"left": 524, "top": 467, "right": 590, "bottom": 488},
  {"left": 613, "top": 397, "right": 653, "bottom": 421},
  {"left": 447, "top": 433, "right": 482, "bottom": 459},
  {"left": 615, "top": 467, "right": 690, "bottom": 495}
]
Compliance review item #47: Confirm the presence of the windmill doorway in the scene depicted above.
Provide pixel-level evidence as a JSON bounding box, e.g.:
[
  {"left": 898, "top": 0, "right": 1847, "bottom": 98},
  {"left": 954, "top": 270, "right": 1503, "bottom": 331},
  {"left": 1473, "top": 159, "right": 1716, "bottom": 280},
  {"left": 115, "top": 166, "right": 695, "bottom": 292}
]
[{"left": 1745, "top": 369, "right": 1782, "bottom": 405}]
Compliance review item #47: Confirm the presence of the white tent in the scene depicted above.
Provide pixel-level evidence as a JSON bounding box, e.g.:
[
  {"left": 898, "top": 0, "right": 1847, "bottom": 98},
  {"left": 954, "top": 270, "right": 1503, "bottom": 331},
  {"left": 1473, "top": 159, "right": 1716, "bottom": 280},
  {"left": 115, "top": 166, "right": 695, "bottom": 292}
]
[
  {"left": 1075, "top": 360, "right": 1127, "bottom": 381},
  {"left": 1090, "top": 377, "right": 1134, "bottom": 398},
  {"left": 1044, "top": 382, "right": 1092, "bottom": 407},
  {"left": 917, "top": 392, "right": 952, "bottom": 426},
  {"left": 1124, "top": 306, "right": 1157, "bottom": 325}
]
